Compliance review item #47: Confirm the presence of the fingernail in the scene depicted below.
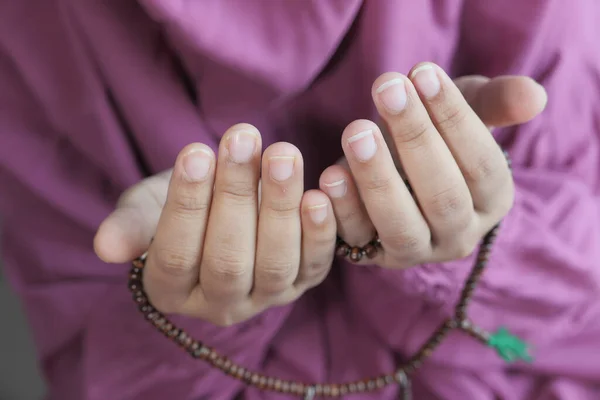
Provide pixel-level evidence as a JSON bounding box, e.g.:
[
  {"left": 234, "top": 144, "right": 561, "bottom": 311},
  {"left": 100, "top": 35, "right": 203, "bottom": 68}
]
[
  {"left": 269, "top": 156, "right": 295, "bottom": 182},
  {"left": 183, "top": 149, "right": 212, "bottom": 182},
  {"left": 376, "top": 78, "right": 407, "bottom": 114},
  {"left": 228, "top": 131, "right": 257, "bottom": 164},
  {"left": 347, "top": 129, "right": 377, "bottom": 162},
  {"left": 323, "top": 179, "right": 347, "bottom": 198},
  {"left": 308, "top": 204, "right": 328, "bottom": 224},
  {"left": 411, "top": 64, "right": 441, "bottom": 99}
]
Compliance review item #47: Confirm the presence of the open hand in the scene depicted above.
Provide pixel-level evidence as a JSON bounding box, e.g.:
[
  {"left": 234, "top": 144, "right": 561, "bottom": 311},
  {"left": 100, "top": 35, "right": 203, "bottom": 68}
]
[
  {"left": 94, "top": 124, "right": 337, "bottom": 326},
  {"left": 319, "top": 63, "right": 547, "bottom": 267}
]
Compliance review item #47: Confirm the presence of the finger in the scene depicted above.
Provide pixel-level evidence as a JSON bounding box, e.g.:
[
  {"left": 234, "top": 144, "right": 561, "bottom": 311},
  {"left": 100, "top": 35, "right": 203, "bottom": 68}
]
[
  {"left": 372, "top": 72, "right": 474, "bottom": 244},
  {"left": 340, "top": 119, "right": 431, "bottom": 263},
  {"left": 319, "top": 164, "right": 375, "bottom": 247},
  {"left": 252, "top": 142, "right": 304, "bottom": 300},
  {"left": 408, "top": 63, "right": 513, "bottom": 215},
  {"left": 453, "top": 75, "right": 490, "bottom": 106},
  {"left": 199, "top": 124, "right": 261, "bottom": 305},
  {"left": 95, "top": 206, "right": 154, "bottom": 264},
  {"left": 94, "top": 170, "right": 172, "bottom": 263},
  {"left": 456, "top": 75, "right": 547, "bottom": 128},
  {"left": 144, "top": 144, "right": 215, "bottom": 312},
  {"left": 295, "top": 190, "right": 336, "bottom": 289}
]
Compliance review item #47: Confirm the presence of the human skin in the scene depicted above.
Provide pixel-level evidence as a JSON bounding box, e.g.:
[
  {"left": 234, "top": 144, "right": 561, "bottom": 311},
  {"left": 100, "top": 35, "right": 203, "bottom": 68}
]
[{"left": 94, "top": 63, "right": 547, "bottom": 326}]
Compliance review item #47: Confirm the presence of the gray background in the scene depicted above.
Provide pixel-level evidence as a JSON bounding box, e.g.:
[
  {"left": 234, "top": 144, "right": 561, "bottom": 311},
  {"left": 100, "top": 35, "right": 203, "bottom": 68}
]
[{"left": 0, "top": 227, "right": 46, "bottom": 400}]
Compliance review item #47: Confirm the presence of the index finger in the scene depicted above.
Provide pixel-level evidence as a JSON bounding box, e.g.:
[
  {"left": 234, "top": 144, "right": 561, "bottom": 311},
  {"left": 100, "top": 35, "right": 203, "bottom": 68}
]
[{"left": 144, "top": 143, "right": 216, "bottom": 313}]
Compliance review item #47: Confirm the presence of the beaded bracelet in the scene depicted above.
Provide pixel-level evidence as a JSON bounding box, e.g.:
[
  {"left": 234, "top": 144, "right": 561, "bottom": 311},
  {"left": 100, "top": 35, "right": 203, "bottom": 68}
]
[
  {"left": 128, "top": 151, "right": 530, "bottom": 399},
  {"left": 129, "top": 223, "right": 531, "bottom": 399}
]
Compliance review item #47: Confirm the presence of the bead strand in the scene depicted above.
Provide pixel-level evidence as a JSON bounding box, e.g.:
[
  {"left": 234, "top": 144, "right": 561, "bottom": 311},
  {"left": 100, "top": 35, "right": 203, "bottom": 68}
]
[
  {"left": 335, "top": 234, "right": 381, "bottom": 262},
  {"left": 128, "top": 224, "right": 504, "bottom": 398},
  {"left": 454, "top": 224, "right": 500, "bottom": 321}
]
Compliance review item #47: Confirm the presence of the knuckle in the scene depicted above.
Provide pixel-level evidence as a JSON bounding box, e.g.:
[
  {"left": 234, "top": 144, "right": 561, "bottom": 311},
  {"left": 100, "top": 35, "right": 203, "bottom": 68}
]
[
  {"left": 464, "top": 155, "right": 501, "bottom": 184},
  {"left": 219, "top": 179, "right": 257, "bottom": 206},
  {"left": 203, "top": 250, "right": 250, "bottom": 283},
  {"left": 436, "top": 103, "right": 470, "bottom": 132},
  {"left": 427, "top": 186, "right": 469, "bottom": 221},
  {"left": 363, "top": 174, "right": 394, "bottom": 195},
  {"left": 265, "top": 199, "right": 300, "bottom": 219},
  {"left": 154, "top": 248, "right": 196, "bottom": 277},
  {"left": 392, "top": 120, "right": 430, "bottom": 148},
  {"left": 171, "top": 185, "right": 210, "bottom": 213},
  {"left": 256, "top": 260, "right": 297, "bottom": 293},
  {"left": 386, "top": 229, "right": 430, "bottom": 258}
]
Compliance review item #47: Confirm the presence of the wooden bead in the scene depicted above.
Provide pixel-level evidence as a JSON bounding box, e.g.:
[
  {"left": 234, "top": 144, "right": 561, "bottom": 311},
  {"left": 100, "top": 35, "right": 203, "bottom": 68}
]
[
  {"left": 336, "top": 243, "right": 351, "bottom": 256},
  {"left": 330, "top": 385, "right": 340, "bottom": 396},
  {"left": 192, "top": 346, "right": 209, "bottom": 359},
  {"left": 314, "top": 384, "right": 322, "bottom": 395},
  {"left": 349, "top": 247, "right": 363, "bottom": 262},
  {"left": 364, "top": 243, "right": 378, "bottom": 258},
  {"left": 139, "top": 304, "right": 152, "bottom": 313},
  {"left": 176, "top": 331, "right": 188, "bottom": 343}
]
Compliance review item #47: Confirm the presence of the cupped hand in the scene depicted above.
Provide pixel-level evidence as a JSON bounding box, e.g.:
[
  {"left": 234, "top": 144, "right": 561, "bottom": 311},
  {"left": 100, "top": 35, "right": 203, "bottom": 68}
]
[
  {"left": 320, "top": 64, "right": 547, "bottom": 268},
  {"left": 94, "top": 124, "right": 337, "bottom": 326}
]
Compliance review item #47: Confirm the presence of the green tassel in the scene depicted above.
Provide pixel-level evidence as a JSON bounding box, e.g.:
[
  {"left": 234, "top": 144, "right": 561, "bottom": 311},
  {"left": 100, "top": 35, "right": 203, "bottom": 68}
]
[{"left": 487, "top": 327, "right": 533, "bottom": 363}]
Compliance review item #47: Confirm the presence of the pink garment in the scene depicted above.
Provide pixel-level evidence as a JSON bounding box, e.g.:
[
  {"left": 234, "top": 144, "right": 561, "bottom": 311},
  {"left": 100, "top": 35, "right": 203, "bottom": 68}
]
[{"left": 1, "top": 1, "right": 600, "bottom": 399}]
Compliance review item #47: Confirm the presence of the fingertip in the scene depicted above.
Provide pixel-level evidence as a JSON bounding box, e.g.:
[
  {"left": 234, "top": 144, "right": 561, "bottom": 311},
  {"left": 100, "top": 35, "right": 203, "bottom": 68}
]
[
  {"left": 483, "top": 76, "right": 548, "bottom": 127},
  {"left": 372, "top": 73, "right": 411, "bottom": 116},
  {"left": 408, "top": 61, "right": 442, "bottom": 79},
  {"left": 226, "top": 123, "right": 261, "bottom": 137},
  {"left": 303, "top": 189, "right": 331, "bottom": 206},
  {"left": 530, "top": 78, "right": 548, "bottom": 113},
  {"left": 175, "top": 143, "right": 215, "bottom": 183},
  {"left": 319, "top": 163, "right": 347, "bottom": 184},
  {"left": 93, "top": 223, "right": 112, "bottom": 263},
  {"left": 94, "top": 217, "right": 127, "bottom": 264},
  {"left": 302, "top": 190, "right": 333, "bottom": 226},
  {"left": 178, "top": 142, "right": 215, "bottom": 159},
  {"left": 372, "top": 72, "right": 406, "bottom": 95},
  {"left": 319, "top": 165, "right": 351, "bottom": 200},
  {"left": 263, "top": 141, "right": 302, "bottom": 160},
  {"left": 341, "top": 119, "right": 380, "bottom": 145},
  {"left": 94, "top": 209, "right": 149, "bottom": 264},
  {"left": 263, "top": 142, "right": 303, "bottom": 184}
]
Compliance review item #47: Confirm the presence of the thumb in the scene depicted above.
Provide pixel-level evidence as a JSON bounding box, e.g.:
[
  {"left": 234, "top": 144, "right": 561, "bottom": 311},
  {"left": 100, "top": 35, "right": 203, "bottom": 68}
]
[
  {"left": 94, "top": 171, "right": 170, "bottom": 264},
  {"left": 455, "top": 75, "right": 548, "bottom": 128}
]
